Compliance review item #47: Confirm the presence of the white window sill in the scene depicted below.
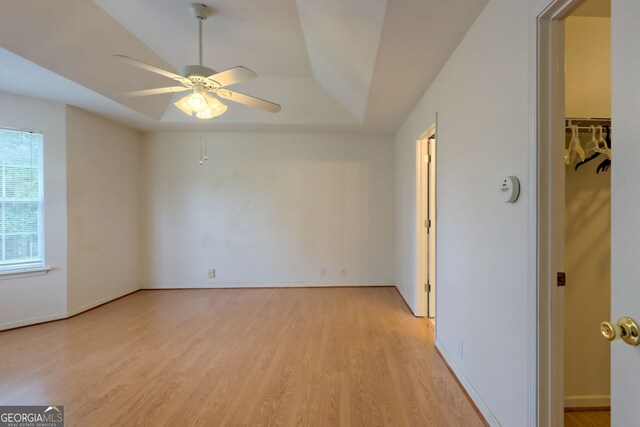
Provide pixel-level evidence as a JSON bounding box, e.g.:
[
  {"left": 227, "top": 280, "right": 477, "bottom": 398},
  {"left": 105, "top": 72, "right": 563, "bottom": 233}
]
[{"left": 0, "top": 267, "right": 52, "bottom": 281}]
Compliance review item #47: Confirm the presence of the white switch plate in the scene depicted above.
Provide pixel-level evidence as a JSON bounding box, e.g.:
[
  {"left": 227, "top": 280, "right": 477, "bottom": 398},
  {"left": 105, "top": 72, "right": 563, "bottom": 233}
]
[
  {"left": 320, "top": 268, "right": 326, "bottom": 276},
  {"left": 208, "top": 269, "right": 216, "bottom": 278}
]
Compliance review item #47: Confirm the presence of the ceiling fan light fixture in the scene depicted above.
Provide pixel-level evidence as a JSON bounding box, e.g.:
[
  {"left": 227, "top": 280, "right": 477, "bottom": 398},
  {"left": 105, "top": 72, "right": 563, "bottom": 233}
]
[
  {"left": 174, "top": 89, "right": 227, "bottom": 119},
  {"left": 196, "top": 93, "right": 227, "bottom": 119},
  {"left": 174, "top": 93, "right": 196, "bottom": 115},
  {"left": 196, "top": 105, "right": 227, "bottom": 119},
  {"left": 187, "top": 91, "right": 208, "bottom": 112}
]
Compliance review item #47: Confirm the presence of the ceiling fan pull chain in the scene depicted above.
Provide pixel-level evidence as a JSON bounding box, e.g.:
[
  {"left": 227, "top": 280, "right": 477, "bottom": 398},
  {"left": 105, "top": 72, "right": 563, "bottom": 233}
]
[{"left": 203, "top": 132, "right": 208, "bottom": 161}]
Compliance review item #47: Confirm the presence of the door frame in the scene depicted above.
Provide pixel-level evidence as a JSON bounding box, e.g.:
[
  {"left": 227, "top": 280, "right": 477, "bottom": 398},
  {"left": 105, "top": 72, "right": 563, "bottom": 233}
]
[
  {"left": 416, "top": 122, "right": 436, "bottom": 319},
  {"left": 427, "top": 134, "right": 436, "bottom": 319},
  {"left": 532, "top": 0, "right": 587, "bottom": 426}
]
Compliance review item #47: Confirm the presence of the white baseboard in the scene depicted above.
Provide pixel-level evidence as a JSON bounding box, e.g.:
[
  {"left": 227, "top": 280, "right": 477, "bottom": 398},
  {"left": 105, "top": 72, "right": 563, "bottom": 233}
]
[
  {"left": 0, "top": 287, "right": 140, "bottom": 332},
  {"left": 394, "top": 285, "right": 418, "bottom": 315},
  {"left": 435, "top": 339, "right": 501, "bottom": 426},
  {"left": 0, "top": 312, "right": 67, "bottom": 332},
  {"left": 66, "top": 287, "right": 140, "bottom": 317},
  {"left": 142, "top": 281, "right": 394, "bottom": 289},
  {"left": 564, "top": 395, "right": 610, "bottom": 408}
]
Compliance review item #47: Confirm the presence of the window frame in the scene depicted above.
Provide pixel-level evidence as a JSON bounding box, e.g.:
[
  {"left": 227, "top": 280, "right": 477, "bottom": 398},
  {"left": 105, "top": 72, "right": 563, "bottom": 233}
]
[{"left": 0, "top": 126, "right": 45, "bottom": 273}]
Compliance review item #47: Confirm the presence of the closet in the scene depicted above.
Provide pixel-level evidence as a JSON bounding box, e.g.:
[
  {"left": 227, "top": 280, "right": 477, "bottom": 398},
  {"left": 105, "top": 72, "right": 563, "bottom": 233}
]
[{"left": 563, "top": 1, "right": 611, "bottom": 426}]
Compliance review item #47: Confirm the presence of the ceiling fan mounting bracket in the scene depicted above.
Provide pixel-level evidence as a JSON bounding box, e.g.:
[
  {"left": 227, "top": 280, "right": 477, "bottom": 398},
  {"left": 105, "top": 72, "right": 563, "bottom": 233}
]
[{"left": 190, "top": 3, "right": 211, "bottom": 20}]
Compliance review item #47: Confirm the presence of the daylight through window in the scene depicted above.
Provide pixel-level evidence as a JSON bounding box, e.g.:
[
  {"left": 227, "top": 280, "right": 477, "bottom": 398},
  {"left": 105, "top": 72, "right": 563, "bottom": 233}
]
[{"left": 0, "top": 128, "right": 44, "bottom": 271}]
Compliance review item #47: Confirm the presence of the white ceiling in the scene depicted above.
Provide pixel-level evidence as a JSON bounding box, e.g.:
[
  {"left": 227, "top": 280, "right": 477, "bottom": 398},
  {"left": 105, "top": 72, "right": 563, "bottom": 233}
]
[{"left": 0, "top": 0, "right": 488, "bottom": 134}]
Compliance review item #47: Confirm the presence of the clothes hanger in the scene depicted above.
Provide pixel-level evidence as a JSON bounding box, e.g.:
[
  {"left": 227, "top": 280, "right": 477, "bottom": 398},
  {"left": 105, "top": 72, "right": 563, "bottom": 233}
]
[
  {"left": 584, "top": 125, "right": 599, "bottom": 155},
  {"left": 564, "top": 127, "right": 571, "bottom": 165},
  {"left": 575, "top": 152, "right": 601, "bottom": 170},
  {"left": 564, "top": 135, "right": 570, "bottom": 165},
  {"left": 594, "top": 125, "right": 611, "bottom": 159},
  {"left": 566, "top": 125, "right": 584, "bottom": 167},
  {"left": 575, "top": 126, "right": 601, "bottom": 170},
  {"left": 596, "top": 125, "right": 612, "bottom": 173},
  {"left": 604, "top": 124, "right": 612, "bottom": 158},
  {"left": 597, "top": 158, "right": 610, "bottom": 173},
  {"left": 570, "top": 125, "right": 585, "bottom": 163}
]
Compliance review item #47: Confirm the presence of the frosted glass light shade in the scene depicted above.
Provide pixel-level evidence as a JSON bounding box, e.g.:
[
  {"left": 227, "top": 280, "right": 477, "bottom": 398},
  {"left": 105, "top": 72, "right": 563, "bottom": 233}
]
[
  {"left": 196, "top": 93, "right": 227, "bottom": 119},
  {"left": 174, "top": 90, "right": 227, "bottom": 119},
  {"left": 187, "top": 92, "right": 207, "bottom": 112},
  {"left": 174, "top": 95, "right": 196, "bottom": 115}
]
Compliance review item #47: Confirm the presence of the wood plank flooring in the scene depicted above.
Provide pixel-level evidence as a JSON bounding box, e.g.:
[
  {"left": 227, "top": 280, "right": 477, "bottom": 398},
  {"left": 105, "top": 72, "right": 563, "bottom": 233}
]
[
  {"left": 0, "top": 287, "right": 486, "bottom": 426},
  {"left": 565, "top": 410, "right": 610, "bottom": 427}
]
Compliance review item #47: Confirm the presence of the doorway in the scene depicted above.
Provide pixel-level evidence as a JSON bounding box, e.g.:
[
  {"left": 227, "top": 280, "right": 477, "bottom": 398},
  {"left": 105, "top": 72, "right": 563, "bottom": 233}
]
[
  {"left": 417, "top": 125, "right": 436, "bottom": 321},
  {"left": 536, "top": 0, "right": 615, "bottom": 426},
  {"left": 563, "top": 4, "right": 611, "bottom": 425}
]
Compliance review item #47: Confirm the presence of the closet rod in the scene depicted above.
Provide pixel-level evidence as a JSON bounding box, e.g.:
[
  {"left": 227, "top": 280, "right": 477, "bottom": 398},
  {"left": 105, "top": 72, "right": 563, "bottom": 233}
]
[
  {"left": 565, "top": 128, "right": 612, "bottom": 135},
  {"left": 565, "top": 117, "right": 610, "bottom": 122},
  {"left": 565, "top": 117, "right": 611, "bottom": 133},
  {"left": 565, "top": 125, "right": 612, "bottom": 130}
]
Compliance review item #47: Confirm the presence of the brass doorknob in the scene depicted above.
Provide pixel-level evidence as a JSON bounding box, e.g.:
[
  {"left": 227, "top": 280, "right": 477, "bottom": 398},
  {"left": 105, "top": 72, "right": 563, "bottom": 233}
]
[
  {"left": 600, "top": 321, "right": 621, "bottom": 341},
  {"left": 601, "top": 316, "right": 640, "bottom": 346}
]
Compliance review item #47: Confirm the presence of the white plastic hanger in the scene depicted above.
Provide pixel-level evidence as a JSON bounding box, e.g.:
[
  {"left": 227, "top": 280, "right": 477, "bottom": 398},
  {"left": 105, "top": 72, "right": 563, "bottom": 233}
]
[
  {"left": 564, "top": 128, "right": 571, "bottom": 165},
  {"left": 569, "top": 125, "right": 585, "bottom": 165},
  {"left": 594, "top": 125, "right": 612, "bottom": 159},
  {"left": 573, "top": 125, "right": 585, "bottom": 161},
  {"left": 583, "top": 125, "right": 599, "bottom": 156}
]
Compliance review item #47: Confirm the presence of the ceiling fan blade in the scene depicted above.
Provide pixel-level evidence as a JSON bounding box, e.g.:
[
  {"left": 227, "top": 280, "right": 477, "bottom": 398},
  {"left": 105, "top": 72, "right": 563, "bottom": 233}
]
[
  {"left": 216, "top": 90, "right": 281, "bottom": 113},
  {"left": 207, "top": 66, "right": 257, "bottom": 87},
  {"left": 113, "top": 55, "right": 185, "bottom": 82},
  {"left": 117, "top": 86, "right": 190, "bottom": 97}
]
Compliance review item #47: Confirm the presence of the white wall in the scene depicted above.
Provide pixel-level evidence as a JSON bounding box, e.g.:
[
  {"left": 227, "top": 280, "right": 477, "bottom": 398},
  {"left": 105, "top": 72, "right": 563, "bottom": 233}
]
[
  {"left": 66, "top": 106, "right": 142, "bottom": 314},
  {"left": 0, "top": 93, "right": 68, "bottom": 330},
  {"left": 565, "top": 17, "right": 611, "bottom": 119},
  {"left": 394, "top": 0, "right": 535, "bottom": 425},
  {"left": 141, "top": 132, "right": 395, "bottom": 288},
  {"left": 563, "top": 16, "right": 611, "bottom": 407}
]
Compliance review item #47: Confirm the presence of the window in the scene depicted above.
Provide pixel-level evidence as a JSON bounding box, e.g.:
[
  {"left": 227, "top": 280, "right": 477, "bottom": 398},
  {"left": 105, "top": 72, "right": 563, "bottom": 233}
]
[{"left": 0, "top": 128, "right": 44, "bottom": 271}]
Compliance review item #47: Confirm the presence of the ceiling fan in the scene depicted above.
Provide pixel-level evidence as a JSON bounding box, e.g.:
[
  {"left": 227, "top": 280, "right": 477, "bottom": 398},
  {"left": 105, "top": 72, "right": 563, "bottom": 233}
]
[{"left": 114, "top": 3, "right": 281, "bottom": 119}]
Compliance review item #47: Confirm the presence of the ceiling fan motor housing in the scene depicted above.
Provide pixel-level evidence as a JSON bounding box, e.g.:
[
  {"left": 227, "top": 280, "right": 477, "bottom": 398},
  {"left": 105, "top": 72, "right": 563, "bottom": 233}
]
[{"left": 181, "top": 65, "right": 217, "bottom": 80}]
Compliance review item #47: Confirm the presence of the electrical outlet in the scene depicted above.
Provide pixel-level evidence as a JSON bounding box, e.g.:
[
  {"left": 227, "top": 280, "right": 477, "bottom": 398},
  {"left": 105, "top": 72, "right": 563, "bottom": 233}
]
[
  {"left": 208, "top": 269, "right": 216, "bottom": 279},
  {"left": 340, "top": 267, "right": 347, "bottom": 276},
  {"left": 320, "top": 268, "right": 326, "bottom": 276},
  {"left": 459, "top": 340, "right": 464, "bottom": 359}
]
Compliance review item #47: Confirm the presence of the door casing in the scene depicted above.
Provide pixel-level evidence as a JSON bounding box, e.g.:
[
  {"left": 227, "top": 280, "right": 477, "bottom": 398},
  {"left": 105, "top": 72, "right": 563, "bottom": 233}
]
[
  {"left": 416, "top": 123, "right": 436, "bottom": 318},
  {"left": 533, "top": 0, "right": 591, "bottom": 426}
]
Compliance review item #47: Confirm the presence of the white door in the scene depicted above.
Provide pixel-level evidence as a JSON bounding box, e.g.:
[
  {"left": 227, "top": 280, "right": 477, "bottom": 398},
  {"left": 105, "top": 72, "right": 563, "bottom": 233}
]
[{"left": 610, "top": 2, "right": 640, "bottom": 425}]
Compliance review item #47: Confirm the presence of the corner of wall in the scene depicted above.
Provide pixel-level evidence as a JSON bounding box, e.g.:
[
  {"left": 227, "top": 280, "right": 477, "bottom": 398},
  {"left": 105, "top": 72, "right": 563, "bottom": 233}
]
[{"left": 65, "top": 106, "right": 144, "bottom": 315}]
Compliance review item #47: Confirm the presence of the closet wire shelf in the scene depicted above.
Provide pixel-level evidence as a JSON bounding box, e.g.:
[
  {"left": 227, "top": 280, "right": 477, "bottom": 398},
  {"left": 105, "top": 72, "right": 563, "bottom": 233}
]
[{"left": 565, "top": 117, "right": 611, "bottom": 134}]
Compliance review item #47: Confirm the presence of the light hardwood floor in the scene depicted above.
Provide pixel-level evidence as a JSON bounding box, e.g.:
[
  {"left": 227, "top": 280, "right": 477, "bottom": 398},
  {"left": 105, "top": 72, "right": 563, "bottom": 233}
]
[
  {"left": 0, "top": 287, "right": 486, "bottom": 426},
  {"left": 565, "top": 410, "right": 610, "bottom": 427}
]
